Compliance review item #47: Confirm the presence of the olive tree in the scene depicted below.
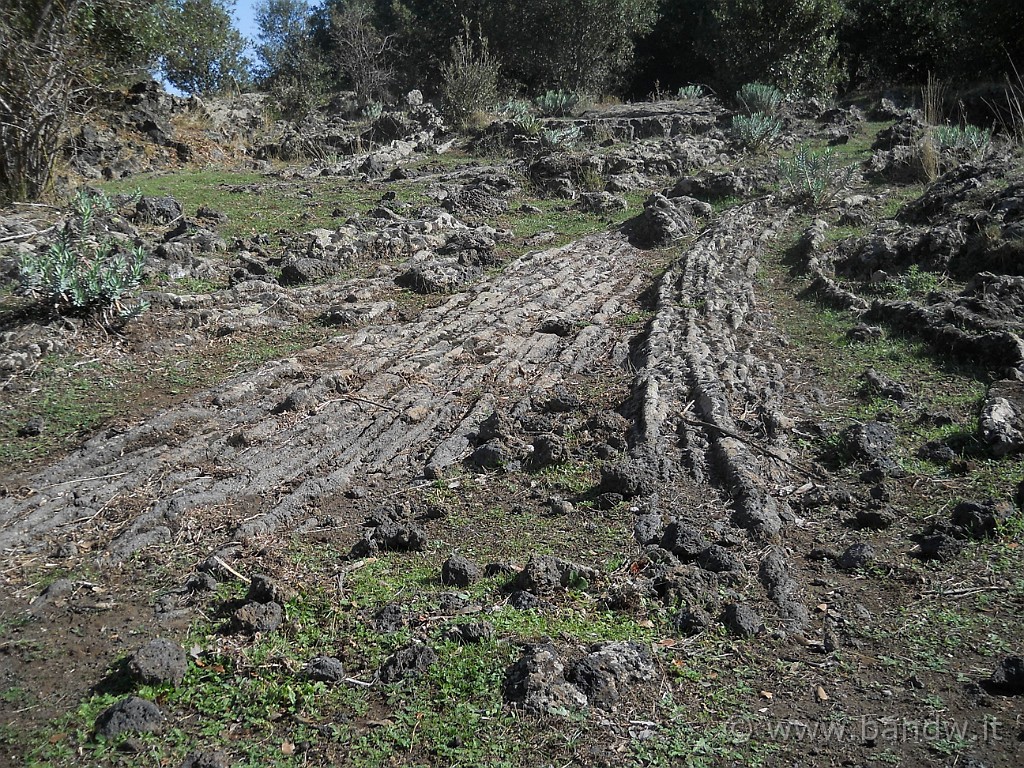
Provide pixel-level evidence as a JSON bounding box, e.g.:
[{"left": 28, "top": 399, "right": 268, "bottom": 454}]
[
  {"left": 699, "top": 0, "right": 843, "bottom": 96},
  {"left": 255, "top": 0, "right": 329, "bottom": 116},
  {"left": 488, "top": 0, "right": 658, "bottom": 93},
  {"left": 160, "top": 0, "right": 252, "bottom": 95},
  {"left": 0, "top": 0, "right": 164, "bottom": 202}
]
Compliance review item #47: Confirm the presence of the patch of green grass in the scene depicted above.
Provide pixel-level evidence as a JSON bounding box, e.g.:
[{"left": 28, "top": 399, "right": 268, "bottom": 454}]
[
  {"left": 101, "top": 169, "right": 432, "bottom": 242},
  {"left": 535, "top": 459, "right": 598, "bottom": 495},
  {"left": 0, "top": 324, "right": 330, "bottom": 474},
  {"left": 497, "top": 192, "right": 640, "bottom": 251},
  {"left": 0, "top": 356, "right": 125, "bottom": 469},
  {"left": 22, "top": 552, "right": 672, "bottom": 768},
  {"left": 878, "top": 184, "right": 926, "bottom": 218},
  {"left": 613, "top": 310, "right": 654, "bottom": 327}
]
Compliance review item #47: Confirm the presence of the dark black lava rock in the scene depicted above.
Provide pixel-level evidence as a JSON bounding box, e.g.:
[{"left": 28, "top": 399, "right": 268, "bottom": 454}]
[
  {"left": 502, "top": 644, "right": 588, "bottom": 715},
  {"left": 721, "top": 603, "right": 763, "bottom": 637},
  {"left": 94, "top": 696, "right": 165, "bottom": 740},
  {"left": 350, "top": 518, "right": 429, "bottom": 558},
  {"left": 913, "top": 532, "right": 964, "bottom": 561},
  {"left": 538, "top": 317, "right": 575, "bottom": 336},
  {"left": 855, "top": 508, "right": 897, "bottom": 530},
  {"left": 184, "top": 572, "right": 218, "bottom": 592},
  {"left": 471, "top": 439, "right": 509, "bottom": 468},
  {"left": 280, "top": 256, "right": 339, "bottom": 286},
  {"left": 444, "top": 622, "right": 496, "bottom": 644},
  {"left": 696, "top": 545, "right": 745, "bottom": 574},
  {"left": 135, "top": 195, "right": 182, "bottom": 224},
  {"left": 918, "top": 439, "right": 957, "bottom": 464},
  {"left": 304, "top": 656, "right": 346, "bottom": 683},
  {"left": 540, "top": 385, "right": 581, "bottom": 414},
  {"left": 839, "top": 421, "right": 902, "bottom": 476},
  {"left": 372, "top": 603, "right": 407, "bottom": 632},
  {"left": 564, "top": 641, "right": 655, "bottom": 708},
  {"left": 599, "top": 461, "right": 652, "bottom": 500},
  {"left": 847, "top": 324, "right": 883, "bottom": 342},
  {"left": 508, "top": 590, "right": 540, "bottom": 610},
  {"left": 837, "top": 542, "right": 876, "bottom": 571},
  {"left": 484, "top": 562, "right": 517, "bottom": 578},
  {"left": 16, "top": 416, "right": 44, "bottom": 437},
  {"left": 230, "top": 601, "right": 284, "bottom": 634},
  {"left": 128, "top": 639, "right": 188, "bottom": 687},
  {"left": 951, "top": 500, "right": 1011, "bottom": 540},
  {"left": 989, "top": 656, "right": 1024, "bottom": 694},
  {"left": 660, "top": 522, "right": 711, "bottom": 562},
  {"left": 437, "top": 592, "right": 469, "bottom": 613},
  {"left": 246, "top": 574, "right": 287, "bottom": 604},
  {"left": 673, "top": 605, "right": 712, "bottom": 636},
  {"left": 530, "top": 434, "right": 568, "bottom": 468},
  {"left": 512, "top": 556, "right": 597, "bottom": 595},
  {"left": 379, "top": 643, "right": 437, "bottom": 683},
  {"left": 441, "top": 555, "right": 483, "bottom": 587},
  {"left": 633, "top": 513, "right": 663, "bottom": 546}
]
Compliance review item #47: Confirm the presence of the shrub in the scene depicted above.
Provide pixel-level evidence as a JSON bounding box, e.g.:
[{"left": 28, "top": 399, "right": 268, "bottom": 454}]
[
  {"left": 737, "top": 82, "right": 784, "bottom": 115},
  {"left": 17, "top": 189, "right": 148, "bottom": 320},
  {"left": 540, "top": 126, "right": 583, "bottom": 149},
  {"left": 496, "top": 99, "right": 533, "bottom": 121},
  {"left": 361, "top": 101, "right": 384, "bottom": 122},
  {"left": 329, "top": 1, "right": 394, "bottom": 103},
  {"left": 777, "top": 144, "right": 856, "bottom": 208},
  {"left": 534, "top": 90, "right": 581, "bottom": 117},
  {"left": 676, "top": 85, "right": 704, "bottom": 100},
  {"left": 701, "top": 0, "right": 842, "bottom": 95},
  {"left": 731, "top": 112, "right": 782, "bottom": 150},
  {"left": 918, "top": 123, "right": 994, "bottom": 181},
  {"left": 440, "top": 19, "right": 500, "bottom": 130},
  {"left": 512, "top": 114, "right": 543, "bottom": 137},
  {"left": 885, "top": 264, "right": 942, "bottom": 298},
  {"left": 931, "top": 125, "right": 993, "bottom": 155}
]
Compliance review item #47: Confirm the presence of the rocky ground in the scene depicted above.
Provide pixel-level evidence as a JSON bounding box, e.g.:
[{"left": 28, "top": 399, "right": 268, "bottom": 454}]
[{"left": 0, "top": 89, "right": 1023, "bottom": 767}]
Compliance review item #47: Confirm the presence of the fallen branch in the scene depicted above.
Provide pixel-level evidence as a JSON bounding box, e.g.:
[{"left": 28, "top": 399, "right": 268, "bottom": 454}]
[
  {"left": 317, "top": 394, "right": 402, "bottom": 413},
  {"left": 211, "top": 555, "right": 250, "bottom": 584},
  {"left": 922, "top": 585, "right": 1009, "bottom": 599},
  {"left": 0, "top": 225, "right": 55, "bottom": 243},
  {"left": 680, "top": 415, "right": 825, "bottom": 479}
]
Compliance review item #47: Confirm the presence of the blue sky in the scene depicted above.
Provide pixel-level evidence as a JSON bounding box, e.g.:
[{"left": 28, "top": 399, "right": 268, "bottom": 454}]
[{"left": 231, "top": 0, "right": 260, "bottom": 51}]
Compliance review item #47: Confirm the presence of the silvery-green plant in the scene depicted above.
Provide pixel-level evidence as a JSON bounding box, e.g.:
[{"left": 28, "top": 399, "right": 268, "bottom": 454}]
[
  {"left": 534, "top": 89, "right": 580, "bottom": 117},
  {"left": 931, "top": 124, "right": 992, "bottom": 155},
  {"left": 17, "top": 189, "right": 149, "bottom": 320},
  {"left": 737, "top": 82, "right": 784, "bottom": 115},
  {"left": 361, "top": 101, "right": 384, "bottom": 122},
  {"left": 677, "top": 85, "right": 704, "bottom": 100},
  {"left": 513, "top": 113, "right": 542, "bottom": 137},
  {"left": 778, "top": 144, "right": 856, "bottom": 209},
  {"left": 497, "top": 99, "right": 533, "bottom": 121},
  {"left": 541, "top": 126, "right": 582, "bottom": 149},
  {"left": 732, "top": 112, "right": 782, "bottom": 150}
]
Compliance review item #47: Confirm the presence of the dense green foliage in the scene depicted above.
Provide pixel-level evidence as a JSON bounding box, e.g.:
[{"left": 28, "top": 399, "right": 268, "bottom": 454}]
[
  {"left": 0, "top": 0, "right": 169, "bottom": 202},
  {"left": 160, "top": 0, "right": 251, "bottom": 95},
  {"left": 2, "top": 0, "right": 1024, "bottom": 204},
  {"left": 255, "top": 0, "right": 330, "bottom": 116},
  {"left": 841, "top": 0, "right": 1024, "bottom": 86},
  {"left": 710, "top": 0, "right": 843, "bottom": 95},
  {"left": 17, "top": 189, "right": 148, "bottom": 319}
]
